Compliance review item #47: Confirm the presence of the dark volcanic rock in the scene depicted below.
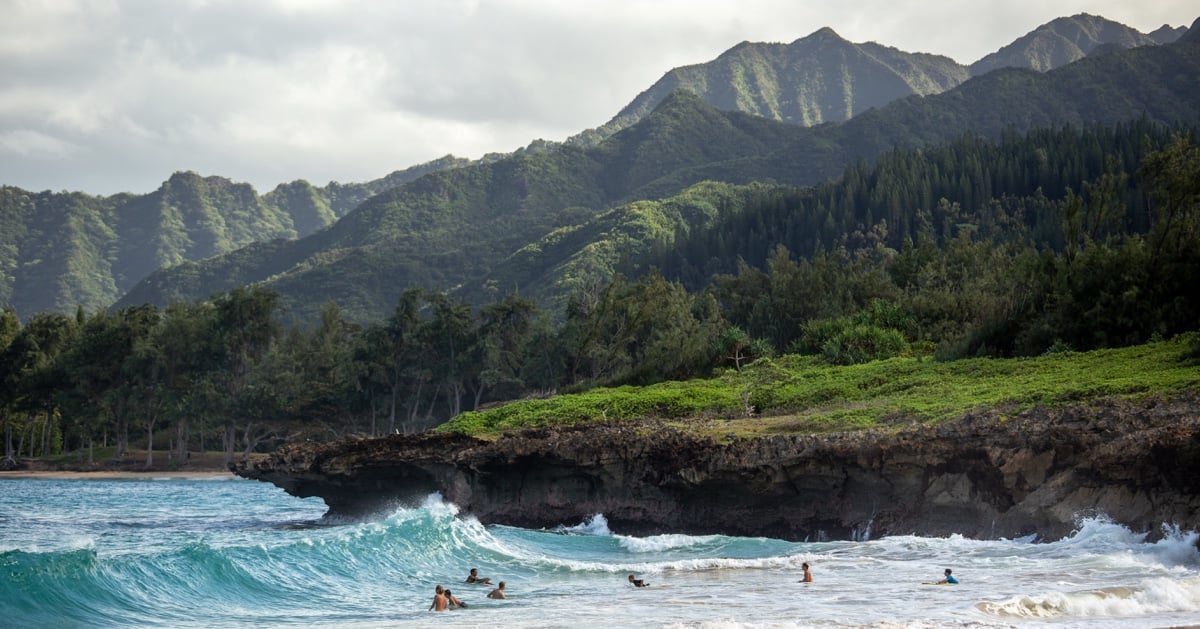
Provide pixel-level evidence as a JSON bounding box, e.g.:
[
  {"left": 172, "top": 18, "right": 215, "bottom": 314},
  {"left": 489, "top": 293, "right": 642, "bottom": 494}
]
[{"left": 234, "top": 395, "right": 1200, "bottom": 541}]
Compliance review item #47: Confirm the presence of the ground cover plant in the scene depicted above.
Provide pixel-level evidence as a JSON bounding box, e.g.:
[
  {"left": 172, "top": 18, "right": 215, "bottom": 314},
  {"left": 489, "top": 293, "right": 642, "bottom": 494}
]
[{"left": 438, "top": 333, "right": 1200, "bottom": 437}]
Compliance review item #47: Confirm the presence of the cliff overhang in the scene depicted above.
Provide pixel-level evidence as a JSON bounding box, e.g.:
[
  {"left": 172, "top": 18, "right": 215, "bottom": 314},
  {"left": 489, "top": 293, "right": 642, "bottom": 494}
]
[{"left": 233, "top": 395, "right": 1200, "bottom": 541}]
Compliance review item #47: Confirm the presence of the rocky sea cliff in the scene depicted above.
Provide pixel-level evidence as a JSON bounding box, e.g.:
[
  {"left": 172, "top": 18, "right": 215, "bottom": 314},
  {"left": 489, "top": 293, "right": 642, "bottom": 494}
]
[{"left": 233, "top": 394, "right": 1200, "bottom": 541}]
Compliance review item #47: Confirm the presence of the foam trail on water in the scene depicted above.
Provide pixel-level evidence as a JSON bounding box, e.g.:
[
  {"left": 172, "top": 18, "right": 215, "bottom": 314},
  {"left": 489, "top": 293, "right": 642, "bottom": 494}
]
[
  {"left": 553, "top": 513, "right": 612, "bottom": 536},
  {"left": 976, "top": 576, "right": 1200, "bottom": 619},
  {"left": 616, "top": 533, "right": 725, "bottom": 553}
]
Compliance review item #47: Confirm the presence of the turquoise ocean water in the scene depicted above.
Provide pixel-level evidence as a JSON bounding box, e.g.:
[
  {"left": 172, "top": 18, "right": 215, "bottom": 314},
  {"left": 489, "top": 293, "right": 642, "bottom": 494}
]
[{"left": 2, "top": 476, "right": 1199, "bottom": 628}]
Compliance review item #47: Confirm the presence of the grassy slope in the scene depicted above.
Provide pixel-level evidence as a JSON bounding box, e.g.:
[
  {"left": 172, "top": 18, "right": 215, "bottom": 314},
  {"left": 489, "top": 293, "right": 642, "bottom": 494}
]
[{"left": 439, "top": 334, "right": 1200, "bottom": 439}]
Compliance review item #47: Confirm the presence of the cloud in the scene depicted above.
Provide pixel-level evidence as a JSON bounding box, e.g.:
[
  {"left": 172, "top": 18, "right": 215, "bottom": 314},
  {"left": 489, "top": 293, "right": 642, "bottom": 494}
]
[
  {"left": 0, "top": 129, "right": 82, "bottom": 159},
  {"left": 0, "top": 0, "right": 1195, "bottom": 195}
]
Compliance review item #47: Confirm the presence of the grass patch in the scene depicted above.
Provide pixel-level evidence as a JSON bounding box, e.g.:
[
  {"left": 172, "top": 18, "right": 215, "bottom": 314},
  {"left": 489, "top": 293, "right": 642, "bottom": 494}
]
[{"left": 437, "top": 333, "right": 1200, "bottom": 437}]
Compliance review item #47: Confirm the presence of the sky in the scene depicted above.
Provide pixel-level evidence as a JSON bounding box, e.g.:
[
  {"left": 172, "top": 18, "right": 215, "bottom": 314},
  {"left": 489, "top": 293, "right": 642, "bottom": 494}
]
[{"left": 1, "top": 0, "right": 1195, "bottom": 196}]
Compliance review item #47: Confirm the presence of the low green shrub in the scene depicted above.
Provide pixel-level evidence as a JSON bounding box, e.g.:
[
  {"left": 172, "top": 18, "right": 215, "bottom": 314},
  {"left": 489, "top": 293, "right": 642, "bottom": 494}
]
[{"left": 437, "top": 334, "right": 1200, "bottom": 436}]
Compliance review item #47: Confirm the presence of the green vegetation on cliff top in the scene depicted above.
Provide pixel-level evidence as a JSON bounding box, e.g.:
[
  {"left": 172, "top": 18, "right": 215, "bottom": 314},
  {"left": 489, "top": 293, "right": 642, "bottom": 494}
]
[{"left": 438, "top": 333, "right": 1200, "bottom": 438}]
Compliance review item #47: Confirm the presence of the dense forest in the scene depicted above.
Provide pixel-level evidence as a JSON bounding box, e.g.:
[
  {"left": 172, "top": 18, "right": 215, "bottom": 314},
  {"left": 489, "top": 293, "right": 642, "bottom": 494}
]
[{"left": 2, "top": 121, "right": 1197, "bottom": 468}]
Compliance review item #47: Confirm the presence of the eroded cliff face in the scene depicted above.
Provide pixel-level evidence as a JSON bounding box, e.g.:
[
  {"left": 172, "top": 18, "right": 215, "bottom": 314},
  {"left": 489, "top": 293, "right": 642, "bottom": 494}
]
[{"left": 233, "top": 395, "right": 1200, "bottom": 541}]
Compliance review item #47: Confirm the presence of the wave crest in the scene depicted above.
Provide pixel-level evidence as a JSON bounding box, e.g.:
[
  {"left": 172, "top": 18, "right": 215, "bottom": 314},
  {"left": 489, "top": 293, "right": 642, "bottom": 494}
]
[{"left": 976, "top": 577, "right": 1200, "bottom": 619}]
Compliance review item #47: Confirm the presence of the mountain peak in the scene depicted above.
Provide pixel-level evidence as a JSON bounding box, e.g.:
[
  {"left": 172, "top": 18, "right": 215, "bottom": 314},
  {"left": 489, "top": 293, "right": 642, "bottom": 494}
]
[
  {"left": 797, "top": 26, "right": 847, "bottom": 45},
  {"left": 647, "top": 88, "right": 708, "bottom": 116},
  {"left": 1148, "top": 23, "right": 1186, "bottom": 44},
  {"left": 969, "top": 14, "right": 1158, "bottom": 75},
  {"left": 1181, "top": 17, "right": 1200, "bottom": 44}
]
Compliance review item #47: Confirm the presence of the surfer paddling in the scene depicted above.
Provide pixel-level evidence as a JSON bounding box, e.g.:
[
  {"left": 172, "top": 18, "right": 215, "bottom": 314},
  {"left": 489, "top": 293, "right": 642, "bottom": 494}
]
[
  {"left": 628, "top": 574, "right": 650, "bottom": 587},
  {"left": 465, "top": 568, "right": 492, "bottom": 585},
  {"left": 936, "top": 568, "right": 958, "bottom": 584}
]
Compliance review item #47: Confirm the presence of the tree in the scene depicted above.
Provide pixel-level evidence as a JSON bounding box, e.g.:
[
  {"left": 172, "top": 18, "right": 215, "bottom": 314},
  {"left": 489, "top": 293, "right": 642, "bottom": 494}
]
[
  {"left": 424, "top": 291, "right": 475, "bottom": 419},
  {"left": 211, "top": 286, "right": 281, "bottom": 465},
  {"left": 471, "top": 292, "right": 540, "bottom": 409},
  {"left": 0, "top": 308, "right": 21, "bottom": 464},
  {"left": 150, "top": 301, "right": 219, "bottom": 464},
  {"left": 1140, "top": 135, "right": 1200, "bottom": 265},
  {"left": 3, "top": 312, "right": 78, "bottom": 460}
]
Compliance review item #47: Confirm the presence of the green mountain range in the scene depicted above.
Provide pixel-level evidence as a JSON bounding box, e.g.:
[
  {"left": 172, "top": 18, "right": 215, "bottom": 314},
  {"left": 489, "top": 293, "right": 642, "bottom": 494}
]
[
  {"left": 569, "top": 27, "right": 968, "bottom": 146},
  {"left": 0, "top": 156, "right": 467, "bottom": 317},
  {"left": 968, "top": 13, "right": 1177, "bottom": 75},
  {"left": 113, "top": 25, "right": 1200, "bottom": 323},
  {"left": 569, "top": 14, "right": 1182, "bottom": 147},
  {"left": 460, "top": 28, "right": 1200, "bottom": 313},
  {"left": 1, "top": 14, "right": 1195, "bottom": 322},
  {"left": 116, "top": 91, "right": 811, "bottom": 320}
]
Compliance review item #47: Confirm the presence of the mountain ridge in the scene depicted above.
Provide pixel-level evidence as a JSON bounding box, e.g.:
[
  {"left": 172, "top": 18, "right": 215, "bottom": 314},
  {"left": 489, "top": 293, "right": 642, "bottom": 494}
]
[
  {"left": 3, "top": 14, "right": 1195, "bottom": 321},
  {"left": 0, "top": 156, "right": 470, "bottom": 318},
  {"left": 568, "top": 13, "right": 1183, "bottom": 148},
  {"left": 116, "top": 31, "right": 1200, "bottom": 323}
]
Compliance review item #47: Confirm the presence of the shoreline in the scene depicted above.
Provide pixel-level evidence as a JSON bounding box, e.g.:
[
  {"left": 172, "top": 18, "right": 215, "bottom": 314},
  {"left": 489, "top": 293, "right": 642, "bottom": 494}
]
[{"left": 0, "top": 469, "right": 236, "bottom": 480}]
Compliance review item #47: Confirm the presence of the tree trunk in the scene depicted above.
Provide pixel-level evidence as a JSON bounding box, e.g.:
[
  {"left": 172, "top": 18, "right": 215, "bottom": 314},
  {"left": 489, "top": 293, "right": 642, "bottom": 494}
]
[
  {"left": 388, "top": 375, "right": 399, "bottom": 434},
  {"left": 422, "top": 384, "right": 440, "bottom": 426},
  {"left": 29, "top": 418, "right": 39, "bottom": 458},
  {"left": 17, "top": 420, "right": 30, "bottom": 459},
  {"left": 447, "top": 382, "right": 463, "bottom": 419},
  {"left": 223, "top": 425, "right": 235, "bottom": 467},
  {"left": 143, "top": 387, "right": 157, "bottom": 468},
  {"left": 405, "top": 379, "right": 425, "bottom": 430},
  {"left": 472, "top": 384, "right": 485, "bottom": 412},
  {"left": 241, "top": 422, "right": 257, "bottom": 462},
  {"left": 176, "top": 419, "right": 188, "bottom": 463},
  {"left": 43, "top": 411, "right": 53, "bottom": 457},
  {"left": 369, "top": 393, "right": 378, "bottom": 437},
  {"left": 145, "top": 414, "right": 155, "bottom": 468},
  {"left": 87, "top": 437, "right": 94, "bottom": 466}
]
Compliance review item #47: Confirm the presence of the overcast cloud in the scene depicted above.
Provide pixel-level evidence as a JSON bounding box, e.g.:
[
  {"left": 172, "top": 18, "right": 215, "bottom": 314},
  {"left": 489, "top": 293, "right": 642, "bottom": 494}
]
[{"left": 1, "top": 0, "right": 1195, "bottom": 195}]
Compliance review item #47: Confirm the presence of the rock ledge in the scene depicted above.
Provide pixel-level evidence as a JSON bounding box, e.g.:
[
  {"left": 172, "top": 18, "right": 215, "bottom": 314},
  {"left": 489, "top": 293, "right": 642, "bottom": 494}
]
[{"left": 234, "top": 395, "right": 1200, "bottom": 541}]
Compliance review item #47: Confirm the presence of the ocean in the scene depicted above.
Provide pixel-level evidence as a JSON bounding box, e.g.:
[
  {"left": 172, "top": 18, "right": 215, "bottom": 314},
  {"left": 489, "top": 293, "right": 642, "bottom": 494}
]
[{"left": 1, "top": 476, "right": 1198, "bottom": 628}]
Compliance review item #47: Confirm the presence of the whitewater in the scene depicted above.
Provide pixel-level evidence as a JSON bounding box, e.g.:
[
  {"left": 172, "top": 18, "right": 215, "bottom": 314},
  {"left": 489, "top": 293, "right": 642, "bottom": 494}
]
[{"left": 2, "top": 477, "right": 1198, "bottom": 628}]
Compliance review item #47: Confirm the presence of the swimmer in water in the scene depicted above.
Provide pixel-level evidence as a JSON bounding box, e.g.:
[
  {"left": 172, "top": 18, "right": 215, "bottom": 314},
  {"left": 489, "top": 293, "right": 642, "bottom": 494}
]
[
  {"left": 800, "top": 562, "right": 813, "bottom": 583},
  {"left": 429, "top": 585, "right": 448, "bottom": 612}
]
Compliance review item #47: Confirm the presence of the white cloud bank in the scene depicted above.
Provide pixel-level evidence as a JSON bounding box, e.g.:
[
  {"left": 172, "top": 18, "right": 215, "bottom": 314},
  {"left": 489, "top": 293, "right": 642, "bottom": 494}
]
[{"left": 0, "top": 0, "right": 1194, "bottom": 194}]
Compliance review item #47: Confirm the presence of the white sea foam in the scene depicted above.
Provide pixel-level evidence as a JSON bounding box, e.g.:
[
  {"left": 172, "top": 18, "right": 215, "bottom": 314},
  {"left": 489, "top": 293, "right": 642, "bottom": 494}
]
[
  {"left": 7, "top": 479, "right": 1200, "bottom": 629},
  {"left": 976, "top": 576, "right": 1200, "bottom": 619},
  {"left": 616, "top": 533, "right": 724, "bottom": 553},
  {"left": 530, "top": 550, "right": 807, "bottom": 574},
  {"left": 554, "top": 513, "right": 613, "bottom": 536}
]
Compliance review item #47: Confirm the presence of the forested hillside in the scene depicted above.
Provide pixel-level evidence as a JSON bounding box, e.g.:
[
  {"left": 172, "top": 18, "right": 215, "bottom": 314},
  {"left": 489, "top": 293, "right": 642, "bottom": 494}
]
[
  {"left": 2, "top": 14, "right": 1187, "bottom": 322},
  {"left": 571, "top": 14, "right": 1178, "bottom": 147},
  {"left": 3, "top": 120, "right": 1197, "bottom": 468},
  {"left": 114, "top": 32, "right": 1200, "bottom": 324},
  {"left": 456, "top": 32, "right": 1200, "bottom": 316},
  {"left": 569, "top": 27, "right": 968, "bottom": 146},
  {"left": 0, "top": 157, "right": 468, "bottom": 319},
  {"left": 117, "top": 92, "right": 812, "bottom": 321},
  {"left": 968, "top": 13, "right": 1172, "bottom": 75}
]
